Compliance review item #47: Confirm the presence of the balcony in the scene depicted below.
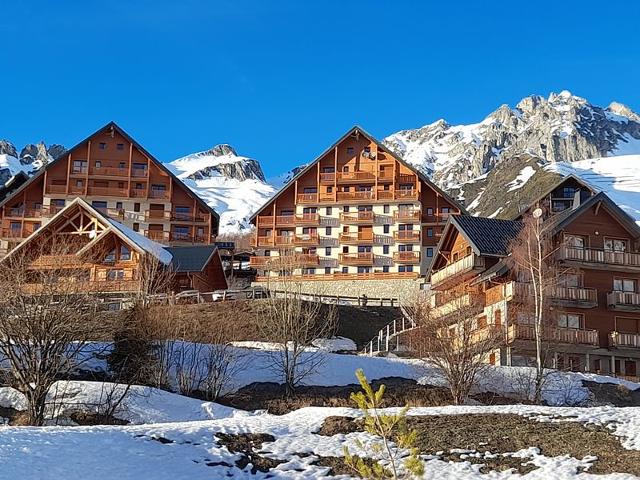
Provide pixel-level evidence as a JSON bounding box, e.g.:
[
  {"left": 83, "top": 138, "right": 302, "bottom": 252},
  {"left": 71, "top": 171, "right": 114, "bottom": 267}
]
[
  {"left": 393, "top": 230, "right": 421, "bottom": 243},
  {"left": 339, "top": 232, "right": 374, "bottom": 244},
  {"left": 297, "top": 193, "right": 318, "bottom": 204},
  {"left": 398, "top": 174, "right": 417, "bottom": 183},
  {"left": 319, "top": 172, "right": 335, "bottom": 184},
  {"left": 393, "top": 209, "right": 421, "bottom": 222},
  {"left": 255, "top": 235, "right": 275, "bottom": 247},
  {"left": 70, "top": 167, "right": 88, "bottom": 175},
  {"left": 393, "top": 251, "right": 421, "bottom": 264},
  {"left": 558, "top": 246, "right": 640, "bottom": 271},
  {"left": 431, "top": 293, "right": 484, "bottom": 319},
  {"left": 609, "top": 331, "right": 640, "bottom": 348},
  {"left": 172, "top": 212, "right": 208, "bottom": 223},
  {"left": 146, "top": 210, "right": 171, "bottom": 221},
  {"left": 170, "top": 232, "right": 207, "bottom": 243},
  {"left": 42, "top": 205, "right": 65, "bottom": 217},
  {"left": 274, "top": 235, "right": 295, "bottom": 246},
  {"left": 250, "top": 254, "right": 319, "bottom": 268},
  {"left": 5, "top": 207, "right": 44, "bottom": 219},
  {"left": 336, "top": 191, "right": 374, "bottom": 202},
  {"left": 149, "top": 189, "right": 170, "bottom": 199},
  {"left": 507, "top": 324, "right": 599, "bottom": 346},
  {"left": 1, "top": 228, "right": 26, "bottom": 239},
  {"left": 295, "top": 213, "right": 320, "bottom": 226},
  {"left": 144, "top": 230, "right": 170, "bottom": 243},
  {"left": 131, "top": 168, "right": 148, "bottom": 178},
  {"left": 430, "top": 253, "right": 485, "bottom": 288},
  {"left": 294, "top": 233, "right": 319, "bottom": 246},
  {"left": 46, "top": 184, "right": 67, "bottom": 194},
  {"left": 340, "top": 211, "right": 375, "bottom": 224},
  {"left": 339, "top": 252, "right": 374, "bottom": 265},
  {"left": 336, "top": 171, "right": 376, "bottom": 183},
  {"left": 511, "top": 282, "right": 598, "bottom": 309},
  {"left": 87, "top": 186, "right": 128, "bottom": 197},
  {"left": 131, "top": 189, "right": 146, "bottom": 198},
  {"left": 90, "top": 166, "right": 128, "bottom": 177},
  {"left": 607, "top": 291, "right": 640, "bottom": 312},
  {"left": 395, "top": 189, "right": 418, "bottom": 200}
]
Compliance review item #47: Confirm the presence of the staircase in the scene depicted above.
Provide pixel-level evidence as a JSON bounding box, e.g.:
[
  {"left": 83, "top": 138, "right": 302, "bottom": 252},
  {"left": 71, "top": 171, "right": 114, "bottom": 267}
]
[{"left": 362, "top": 303, "right": 418, "bottom": 356}]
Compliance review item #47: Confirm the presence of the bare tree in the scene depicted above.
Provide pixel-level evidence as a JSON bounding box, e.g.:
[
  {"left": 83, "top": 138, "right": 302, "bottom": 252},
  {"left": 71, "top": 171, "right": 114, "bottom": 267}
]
[
  {"left": 0, "top": 239, "right": 113, "bottom": 425},
  {"left": 408, "top": 290, "right": 502, "bottom": 405},
  {"left": 258, "top": 251, "right": 337, "bottom": 396},
  {"left": 508, "top": 211, "right": 565, "bottom": 403}
]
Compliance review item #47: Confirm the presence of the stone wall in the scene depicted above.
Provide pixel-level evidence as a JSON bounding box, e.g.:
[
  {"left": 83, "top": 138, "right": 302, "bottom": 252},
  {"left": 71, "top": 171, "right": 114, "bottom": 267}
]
[{"left": 254, "top": 278, "right": 425, "bottom": 302}]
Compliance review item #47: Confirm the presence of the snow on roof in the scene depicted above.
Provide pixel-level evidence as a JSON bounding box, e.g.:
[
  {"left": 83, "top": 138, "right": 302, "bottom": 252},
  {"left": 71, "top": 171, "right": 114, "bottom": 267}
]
[{"left": 106, "top": 218, "right": 173, "bottom": 265}]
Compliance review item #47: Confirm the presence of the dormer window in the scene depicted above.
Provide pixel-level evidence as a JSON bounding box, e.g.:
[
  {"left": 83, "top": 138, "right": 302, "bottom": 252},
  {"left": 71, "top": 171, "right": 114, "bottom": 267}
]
[
  {"left": 120, "top": 245, "right": 131, "bottom": 261},
  {"left": 99, "top": 142, "right": 107, "bottom": 150}
]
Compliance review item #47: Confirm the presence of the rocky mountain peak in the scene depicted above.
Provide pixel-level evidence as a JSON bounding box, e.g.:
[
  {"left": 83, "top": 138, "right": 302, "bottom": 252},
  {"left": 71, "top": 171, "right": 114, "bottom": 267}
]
[
  {"left": 202, "top": 144, "right": 238, "bottom": 157},
  {"left": 608, "top": 102, "right": 640, "bottom": 122},
  {"left": 0, "top": 140, "right": 18, "bottom": 158}
]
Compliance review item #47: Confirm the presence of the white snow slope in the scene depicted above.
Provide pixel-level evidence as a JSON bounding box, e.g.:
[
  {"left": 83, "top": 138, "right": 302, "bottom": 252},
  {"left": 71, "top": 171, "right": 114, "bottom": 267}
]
[{"left": 167, "top": 148, "right": 277, "bottom": 234}]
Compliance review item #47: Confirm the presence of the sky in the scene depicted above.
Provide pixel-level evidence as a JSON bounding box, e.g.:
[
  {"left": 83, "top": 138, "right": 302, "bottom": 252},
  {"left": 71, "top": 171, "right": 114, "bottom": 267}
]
[{"left": 2, "top": 0, "right": 640, "bottom": 177}]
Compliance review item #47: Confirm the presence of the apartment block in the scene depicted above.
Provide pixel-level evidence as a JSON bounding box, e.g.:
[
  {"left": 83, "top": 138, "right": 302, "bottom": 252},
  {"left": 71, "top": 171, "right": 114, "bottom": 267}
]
[
  {"left": 0, "top": 122, "right": 219, "bottom": 256},
  {"left": 249, "top": 126, "right": 464, "bottom": 288}
]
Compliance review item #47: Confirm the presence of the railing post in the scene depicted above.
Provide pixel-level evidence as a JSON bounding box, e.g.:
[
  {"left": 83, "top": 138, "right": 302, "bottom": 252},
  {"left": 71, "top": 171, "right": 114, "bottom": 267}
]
[{"left": 385, "top": 324, "right": 390, "bottom": 351}]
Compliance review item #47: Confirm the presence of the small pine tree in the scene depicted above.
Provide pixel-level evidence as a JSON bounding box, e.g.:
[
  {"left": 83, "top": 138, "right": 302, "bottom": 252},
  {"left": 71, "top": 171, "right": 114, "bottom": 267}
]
[{"left": 343, "top": 369, "right": 424, "bottom": 479}]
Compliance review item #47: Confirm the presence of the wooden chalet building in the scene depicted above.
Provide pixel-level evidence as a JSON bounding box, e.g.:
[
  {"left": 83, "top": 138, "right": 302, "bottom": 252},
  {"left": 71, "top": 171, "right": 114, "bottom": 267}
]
[
  {"left": 0, "top": 122, "right": 219, "bottom": 257},
  {"left": 2, "top": 198, "right": 227, "bottom": 296},
  {"left": 249, "top": 126, "right": 464, "bottom": 291},
  {"left": 428, "top": 191, "right": 640, "bottom": 378}
]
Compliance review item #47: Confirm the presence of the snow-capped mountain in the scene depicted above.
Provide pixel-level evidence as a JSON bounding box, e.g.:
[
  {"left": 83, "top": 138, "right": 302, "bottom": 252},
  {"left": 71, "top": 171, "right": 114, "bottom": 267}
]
[
  {"left": 384, "top": 91, "right": 640, "bottom": 189},
  {"left": 0, "top": 140, "right": 64, "bottom": 185},
  {"left": 167, "top": 145, "right": 276, "bottom": 234}
]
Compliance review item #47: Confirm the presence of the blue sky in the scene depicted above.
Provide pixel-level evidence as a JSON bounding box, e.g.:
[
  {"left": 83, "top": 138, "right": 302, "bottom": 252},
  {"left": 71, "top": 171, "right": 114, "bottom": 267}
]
[{"left": 2, "top": 0, "right": 639, "bottom": 177}]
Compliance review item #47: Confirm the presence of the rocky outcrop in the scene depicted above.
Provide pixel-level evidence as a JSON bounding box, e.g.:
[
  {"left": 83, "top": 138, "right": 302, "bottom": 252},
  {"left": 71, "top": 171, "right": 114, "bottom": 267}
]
[
  {"left": 176, "top": 144, "right": 267, "bottom": 182},
  {"left": 384, "top": 91, "right": 640, "bottom": 189}
]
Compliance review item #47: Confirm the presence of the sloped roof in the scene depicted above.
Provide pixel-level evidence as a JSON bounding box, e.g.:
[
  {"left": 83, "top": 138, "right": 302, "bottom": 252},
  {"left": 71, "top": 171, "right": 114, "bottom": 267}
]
[
  {"left": 451, "top": 216, "right": 523, "bottom": 257},
  {"left": 164, "top": 245, "right": 219, "bottom": 272},
  {"left": 250, "top": 125, "right": 466, "bottom": 220},
  {"left": 0, "top": 122, "right": 219, "bottom": 223}
]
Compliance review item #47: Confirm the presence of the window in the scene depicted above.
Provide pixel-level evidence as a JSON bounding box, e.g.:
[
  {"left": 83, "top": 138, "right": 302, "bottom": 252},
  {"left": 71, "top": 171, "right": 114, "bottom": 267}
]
[
  {"left": 302, "top": 207, "right": 317, "bottom": 214},
  {"left": 347, "top": 147, "right": 354, "bottom": 155},
  {"left": 494, "top": 310, "right": 502, "bottom": 326},
  {"left": 117, "top": 143, "right": 124, "bottom": 150},
  {"left": 264, "top": 250, "right": 271, "bottom": 257},
  {"left": 325, "top": 247, "right": 332, "bottom": 256},
  {"left": 605, "top": 238, "right": 628, "bottom": 252},
  {"left": 343, "top": 206, "right": 350, "bottom": 213},
  {"left": 399, "top": 265, "right": 414, "bottom": 272},
  {"left": 399, "top": 244, "right": 414, "bottom": 252},
  {"left": 119, "top": 162, "right": 126, "bottom": 169},
  {"left": 383, "top": 225, "right": 390, "bottom": 234},
  {"left": 99, "top": 142, "right": 107, "bottom": 150},
  {"left": 133, "top": 223, "right": 139, "bottom": 232},
  {"left": 383, "top": 266, "right": 389, "bottom": 273},
  {"left": 327, "top": 186, "right": 333, "bottom": 193},
  {"left": 614, "top": 278, "right": 637, "bottom": 292},
  {"left": 358, "top": 246, "right": 372, "bottom": 253},
  {"left": 104, "top": 249, "right": 116, "bottom": 263},
  {"left": 559, "top": 273, "right": 580, "bottom": 288},
  {"left": 92, "top": 201, "right": 107, "bottom": 210},
  {"left": 95, "top": 161, "right": 102, "bottom": 168},
  {"left": 558, "top": 313, "right": 582, "bottom": 329},
  {"left": 426, "top": 247, "right": 434, "bottom": 257},
  {"left": 119, "top": 245, "right": 131, "bottom": 261},
  {"left": 562, "top": 186, "right": 576, "bottom": 198},
  {"left": 136, "top": 183, "right": 143, "bottom": 189},
  {"left": 326, "top": 207, "right": 332, "bottom": 215},
  {"left": 364, "top": 146, "right": 371, "bottom": 154},
  {"left": 357, "top": 266, "right": 371, "bottom": 273},
  {"left": 52, "top": 199, "right": 65, "bottom": 207},
  {"left": 152, "top": 183, "right": 167, "bottom": 191},
  {"left": 116, "top": 201, "right": 123, "bottom": 210},
  {"left": 134, "top": 203, "right": 140, "bottom": 212},
  {"left": 75, "top": 180, "right": 83, "bottom": 188},
  {"left": 342, "top": 246, "right": 349, "bottom": 253},
  {"left": 427, "top": 228, "right": 433, "bottom": 237},
  {"left": 342, "top": 266, "right": 348, "bottom": 273},
  {"left": 517, "top": 312, "right": 535, "bottom": 325},
  {"left": 565, "top": 234, "right": 585, "bottom": 249},
  {"left": 133, "top": 163, "right": 147, "bottom": 171},
  {"left": 107, "top": 269, "right": 125, "bottom": 281},
  {"left": 343, "top": 165, "right": 349, "bottom": 173},
  {"left": 383, "top": 245, "right": 389, "bottom": 254},
  {"left": 383, "top": 205, "right": 390, "bottom": 214},
  {"left": 303, "top": 268, "right": 316, "bottom": 275},
  {"left": 325, "top": 267, "right": 331, "bottom": 274}
]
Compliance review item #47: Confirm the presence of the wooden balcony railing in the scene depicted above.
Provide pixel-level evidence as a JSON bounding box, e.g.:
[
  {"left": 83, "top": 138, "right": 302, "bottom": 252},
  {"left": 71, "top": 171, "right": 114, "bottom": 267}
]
[
  {"left": 558, "top": 246, "right": 640, "bottom": 269},
  {"left": 70, "top": 167, "right": 88, "bottom": 175},
  {"left": 255, "top": 235, "right": 275, "bottom": 247},
  {"left": 339, "top": 232, "right": 374, "bottom": 244},
  {"left": 90, "top": 166, "right": 128, "bottom": 177},
  {"left": 297, "top": 193, "right": 318, "bottom": 204},
  {"left": 393, "top": 230, "right": 421, "bottom": 242},
  {"left": 5, "top": 207, "right": 44, "bottom": 218},
  {"left": 170, "top": 232, "right": 206, "bottom": 243},
  {"left": 319, "top": 173, "right": 335, "bottom": 183},
  {"left": 46, "top": 184, "right": 67, "bottom": 194},
  {"left": 432, "top": 293, "right": 484, "bottom": 319},
  {"left": 250, "top": 254, "right": 320, "bottom": 268},
  {"left": 609, "top": 331, "right": 640, "bottom": 348},
  {"left": 398, "top": 174, "right": 417, "bottom": 183},
  {"left": 69, "top": 185, "right": 84, "bottom": 194},
  {"left": 1, "top": 228, "right": 26, "bottom": 239},
  {"left": 87, "top": 186, "right": 128, "bottom": 197},
  {"left": 340, "top": 211, "right": 375, "bottom": 223},
  {"left": 336, "top": 171, "right": 376, "bottom": 183},
  {"left": 508, "top": 324, "right": 599, "bottom": 346},
  {"left": 144, "top": 230, "right": 170, "bottom": 243},
  {"left": 145, "top": 210, "right": 171, "bottom": 220},
  {"left": 339, "top": 252, "right": 374, "bottom": 265},
  {"left": 295, "top": 213, "right": 320, "bottom": 225},
  {"left": 552, "top": 286, "right": 598, "bottom": 307},
  {"left": 131, "top": 189, "right": 146, "bottom": 198},
  {"left": 336, "top": 191, "right": 374, "bottom": 201},
  {"left": 149, "top": 189, "right": 170, "bottom": 199},
  {"left": 42, "top": 205, "right": 65, "bottom": 217},
  {"left": 254, "top": 271, "right": 419, "bottom": 282},
  {"left": 131, "top": 168, "right": 148, "bottom": 178},
  {"left": 393, "top": 251, "right": 421, "bottom": 263},
  {"left": 607, "top": 291, "right": 640, "bottom": 311},
  {"left": 294, "top": 233, "right": 319, "bottom": 246},
  {"left": 431, "top": 253, "right": 484, "bottom": 287},
  {"left": 171, "top": 212, "right": 208, "bottom": 223},
  {"left": 395, "top": 189, "right": 418, "bottom": 200},
  {"left": 393, "top": 209, "right": 421, "bottom": 222},
  {"left": 377, "top": 191, "right": 394, "bottom": 200}
]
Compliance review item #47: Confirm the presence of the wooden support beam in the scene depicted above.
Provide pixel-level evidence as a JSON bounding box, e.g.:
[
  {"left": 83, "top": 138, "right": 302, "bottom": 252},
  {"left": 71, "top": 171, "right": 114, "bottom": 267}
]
[{"left": 85, "top": 140, "right": 91, "bottom": 196}]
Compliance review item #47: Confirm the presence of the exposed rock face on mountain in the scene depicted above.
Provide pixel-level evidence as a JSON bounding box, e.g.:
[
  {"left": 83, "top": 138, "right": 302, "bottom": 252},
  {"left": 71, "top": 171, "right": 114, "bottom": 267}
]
[
  {"left": 0, "top": 140, "right": 65, "bottom": 185},
  {"left": 174, "top": 144, "right": 266, "bottom": 183},
  {"left": 384, "top": 91, "right": 640, "bottom": 189}
]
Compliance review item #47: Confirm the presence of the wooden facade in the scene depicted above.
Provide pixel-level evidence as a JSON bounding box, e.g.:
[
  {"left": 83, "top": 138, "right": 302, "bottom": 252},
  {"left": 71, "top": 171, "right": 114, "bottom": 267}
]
[
  {"left": 428, "top": 192, "right": 640, "bottom": 377},
  {"left": 0, "top": 122, "right": 219, "bottom": 257},
  {"left": 250, "top": 126, "right": 464, "bottom": 281}
]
